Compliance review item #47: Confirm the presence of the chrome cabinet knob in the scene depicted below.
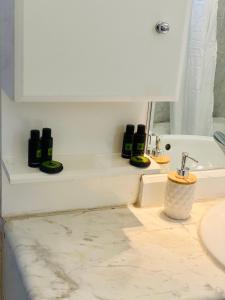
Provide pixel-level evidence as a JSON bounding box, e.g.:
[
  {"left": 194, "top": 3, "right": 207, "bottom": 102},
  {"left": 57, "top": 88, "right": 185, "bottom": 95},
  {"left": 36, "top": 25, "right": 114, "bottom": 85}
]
[{"left": 155, "top": 22, "right": 170, "bottom": 34}]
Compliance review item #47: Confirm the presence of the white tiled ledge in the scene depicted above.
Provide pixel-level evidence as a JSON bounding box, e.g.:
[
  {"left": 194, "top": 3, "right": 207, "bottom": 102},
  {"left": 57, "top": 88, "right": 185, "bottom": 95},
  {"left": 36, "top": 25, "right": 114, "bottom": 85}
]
[
  {"left": 138, "top": 169, "right": 225, "bottom": 207},
  {"left": 2, "top": 154, "right": 160, "bottom": 185}
]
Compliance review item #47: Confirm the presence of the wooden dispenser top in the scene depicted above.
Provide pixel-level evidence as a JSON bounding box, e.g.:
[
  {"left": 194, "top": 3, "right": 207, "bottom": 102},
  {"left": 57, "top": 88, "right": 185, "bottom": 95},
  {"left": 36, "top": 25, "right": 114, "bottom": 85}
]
[{"left": 168, "top": 172, "right": 197, "bottom": 185}]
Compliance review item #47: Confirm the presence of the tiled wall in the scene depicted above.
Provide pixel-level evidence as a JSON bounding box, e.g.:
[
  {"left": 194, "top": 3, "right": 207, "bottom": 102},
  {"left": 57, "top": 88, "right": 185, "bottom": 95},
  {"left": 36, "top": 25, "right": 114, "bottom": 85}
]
[
  {"left": 154, "top": 102, "right": 170, "bottom": 123},
  {"left": 214, "top": 0, "right": 225, "bottom": 118}
]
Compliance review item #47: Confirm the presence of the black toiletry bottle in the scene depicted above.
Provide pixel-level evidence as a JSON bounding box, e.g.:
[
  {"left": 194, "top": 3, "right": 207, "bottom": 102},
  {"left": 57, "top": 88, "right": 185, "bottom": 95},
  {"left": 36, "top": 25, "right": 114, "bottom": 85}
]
[
  {"left": 28, "top": 130, "right": 42, "bottom": 168},
  {"left": 132, "top": 124, "right": 146, "bottom": 156},
  {"left": 41, "top": 128, "right": 53, "bottom": 162},
  {"left": 121, "top": 124, "right": 135, "bottom": 159}
]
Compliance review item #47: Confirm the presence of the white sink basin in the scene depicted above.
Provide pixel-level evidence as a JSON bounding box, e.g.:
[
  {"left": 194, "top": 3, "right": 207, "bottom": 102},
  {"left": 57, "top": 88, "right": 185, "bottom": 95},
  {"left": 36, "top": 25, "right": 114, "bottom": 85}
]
[{"left": 200, "top": 201, "right": 225, "bottom": 267}]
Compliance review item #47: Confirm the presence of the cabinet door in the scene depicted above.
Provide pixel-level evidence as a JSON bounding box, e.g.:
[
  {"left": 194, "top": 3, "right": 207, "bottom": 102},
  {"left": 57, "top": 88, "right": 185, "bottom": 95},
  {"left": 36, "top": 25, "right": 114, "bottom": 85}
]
[{"left": 15, "top": 0, "right": 191, "bottom": 102}]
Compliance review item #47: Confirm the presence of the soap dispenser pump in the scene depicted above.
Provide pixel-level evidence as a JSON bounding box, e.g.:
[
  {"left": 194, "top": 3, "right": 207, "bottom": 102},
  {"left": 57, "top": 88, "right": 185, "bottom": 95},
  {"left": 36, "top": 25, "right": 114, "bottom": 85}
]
[
  {"left": 164, "top": 152, "right": 198, "bottom": 220},
  {"left": 177, "top": 152, "right": 198, "bottom": 177}
]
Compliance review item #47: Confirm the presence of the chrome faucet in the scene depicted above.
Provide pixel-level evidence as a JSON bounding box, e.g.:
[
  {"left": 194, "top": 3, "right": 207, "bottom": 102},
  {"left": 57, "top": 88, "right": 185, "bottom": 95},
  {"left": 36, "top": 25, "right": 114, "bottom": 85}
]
[
  {"left": 152, "top": 135, "right": 162, "bottom": 157},
  {"left": 148, "top": 134, "right": 163, "bottom": 157},
  {"left": 177, "top": 152, "right": 199, "bottom": 177},
  {"left": 214, "top": 131, "right": 225, "bottom": 146}
]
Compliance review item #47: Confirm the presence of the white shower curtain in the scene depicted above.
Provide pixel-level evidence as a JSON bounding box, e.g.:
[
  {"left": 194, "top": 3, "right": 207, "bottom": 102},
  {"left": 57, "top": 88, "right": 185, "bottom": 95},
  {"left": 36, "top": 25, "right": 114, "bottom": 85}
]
[{"left": 170, "top": 0, "right": 218, "bottom": 135}]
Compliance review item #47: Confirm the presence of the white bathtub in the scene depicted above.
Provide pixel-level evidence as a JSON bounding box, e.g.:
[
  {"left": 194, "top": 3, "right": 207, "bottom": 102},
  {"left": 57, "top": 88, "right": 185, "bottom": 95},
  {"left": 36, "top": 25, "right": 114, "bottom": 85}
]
[{"left": 158, "top": 135, "right": 225, "bottom": 171}]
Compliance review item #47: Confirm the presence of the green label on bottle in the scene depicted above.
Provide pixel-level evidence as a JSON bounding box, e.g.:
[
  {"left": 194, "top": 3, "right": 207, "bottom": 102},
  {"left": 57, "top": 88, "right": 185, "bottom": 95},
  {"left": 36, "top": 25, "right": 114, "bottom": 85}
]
[
  {"left": 36, "top": 149, "right": 42, "bottom": 158},
  {"left": 48, "top": 148, "right": 53, "bottom": 156},
  {"left": 125, "top": 143, "right": 132, "bottom": 151},
  {"left": 137, "top": 143, "right": 144, "bottom": 151}
]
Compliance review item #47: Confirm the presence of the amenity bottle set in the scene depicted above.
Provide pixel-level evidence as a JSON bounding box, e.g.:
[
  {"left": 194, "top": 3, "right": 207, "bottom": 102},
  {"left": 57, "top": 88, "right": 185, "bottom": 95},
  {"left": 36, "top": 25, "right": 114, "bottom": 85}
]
[
  {"left": 121, "top": 124, "right": 151, "bottom": 168},
  {"left": 28, "top": 128, "right": 63, "bottom": 174}
]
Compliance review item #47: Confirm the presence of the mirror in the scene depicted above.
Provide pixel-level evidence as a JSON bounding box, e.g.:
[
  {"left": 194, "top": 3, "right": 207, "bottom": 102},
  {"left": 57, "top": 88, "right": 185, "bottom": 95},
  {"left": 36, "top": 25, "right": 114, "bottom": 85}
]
[{"left": 151, "top": 0, "right": 225, "bottom": 173}]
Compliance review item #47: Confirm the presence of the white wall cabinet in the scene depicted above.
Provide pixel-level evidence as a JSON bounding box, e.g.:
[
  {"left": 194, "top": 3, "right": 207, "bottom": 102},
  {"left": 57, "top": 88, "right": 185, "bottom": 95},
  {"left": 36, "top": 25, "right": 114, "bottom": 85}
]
[{"left": 1, "top": 0, "right": 191, "bottom": 102}]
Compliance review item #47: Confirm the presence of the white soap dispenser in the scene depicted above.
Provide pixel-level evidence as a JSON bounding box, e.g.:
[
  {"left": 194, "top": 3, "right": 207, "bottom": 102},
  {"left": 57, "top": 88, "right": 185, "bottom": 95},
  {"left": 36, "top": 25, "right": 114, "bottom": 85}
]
[{"left": 164, "top": 152, "right": 198, "bottom": 220}]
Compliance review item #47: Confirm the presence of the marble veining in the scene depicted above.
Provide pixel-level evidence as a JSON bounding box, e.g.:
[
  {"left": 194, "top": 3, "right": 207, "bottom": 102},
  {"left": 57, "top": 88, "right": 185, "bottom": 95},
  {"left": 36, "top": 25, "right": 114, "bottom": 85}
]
[{"left": 4, "top": 200, "right": 225, "bottom": 300}]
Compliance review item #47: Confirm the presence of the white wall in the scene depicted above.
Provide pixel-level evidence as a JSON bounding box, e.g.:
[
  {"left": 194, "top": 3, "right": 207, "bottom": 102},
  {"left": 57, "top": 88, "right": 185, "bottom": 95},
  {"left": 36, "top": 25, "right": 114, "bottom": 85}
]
[
  {"left": 2, "top": 91, "right": 148, "bottom": 160},
  {"left": 1, "top": 92, "right": 149, "bottom": 216}
]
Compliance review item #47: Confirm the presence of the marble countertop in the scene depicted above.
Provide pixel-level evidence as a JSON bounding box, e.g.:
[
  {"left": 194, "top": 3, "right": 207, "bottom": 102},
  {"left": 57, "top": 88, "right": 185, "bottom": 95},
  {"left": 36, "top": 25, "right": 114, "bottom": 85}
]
[{"left": 4, "top": 199, "right": 225, "bottom": 300}]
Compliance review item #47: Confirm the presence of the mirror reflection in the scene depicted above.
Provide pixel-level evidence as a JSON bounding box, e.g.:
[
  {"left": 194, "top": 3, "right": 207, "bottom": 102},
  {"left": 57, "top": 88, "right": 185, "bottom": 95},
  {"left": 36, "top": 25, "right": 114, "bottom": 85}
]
[{"left": 151, "top": 0, "right": 225, "bottom": 172}]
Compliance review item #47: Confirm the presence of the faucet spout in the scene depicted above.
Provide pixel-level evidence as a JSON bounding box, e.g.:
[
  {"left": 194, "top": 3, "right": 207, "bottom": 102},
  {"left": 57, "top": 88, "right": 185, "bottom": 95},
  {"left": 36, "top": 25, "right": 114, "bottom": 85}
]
[{"left": 214, "top": 131, "right": 225, "bottom": 146}]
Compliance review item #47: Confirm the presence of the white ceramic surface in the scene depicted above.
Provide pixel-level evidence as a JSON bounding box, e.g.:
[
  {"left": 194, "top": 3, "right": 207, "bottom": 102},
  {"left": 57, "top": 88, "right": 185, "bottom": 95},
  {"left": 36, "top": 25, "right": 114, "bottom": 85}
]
[
  {"left": 158, "top": 135, "right": 225, "bottom": 171},
  {"left": 200, "top": 200, "right": 225, "bottom": 268},
  {"left": 4, "top": 200, "right": 225, "bottom": 300},
  {"left": 164, "top": 180, "right": 196, "bottom": 220}
]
